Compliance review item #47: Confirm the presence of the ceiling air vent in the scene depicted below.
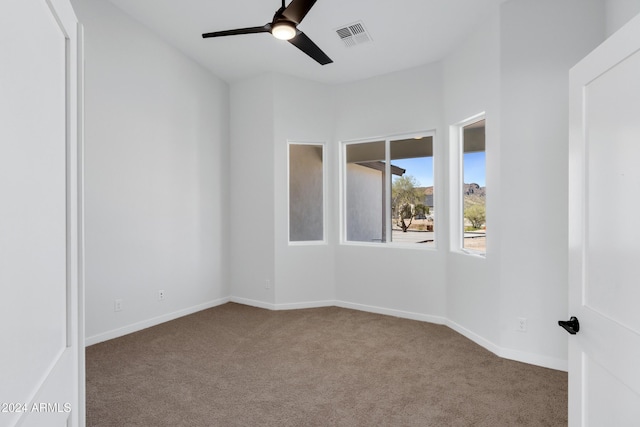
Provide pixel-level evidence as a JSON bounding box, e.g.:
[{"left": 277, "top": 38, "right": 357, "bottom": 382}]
[{"left": 335, "top": 21, "right": 371, "bottom": 47}]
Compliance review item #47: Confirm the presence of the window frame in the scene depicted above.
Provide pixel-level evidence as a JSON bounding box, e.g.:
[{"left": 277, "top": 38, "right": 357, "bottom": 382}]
[
  {"left": 449, "top": 113, "right": 486, "bottom": 257},
  {"left": 339, "top": 130, "right": 437, "bottom": 249},
  {"left": 287, "top": 140, "right": 328, "bottom": 245}
]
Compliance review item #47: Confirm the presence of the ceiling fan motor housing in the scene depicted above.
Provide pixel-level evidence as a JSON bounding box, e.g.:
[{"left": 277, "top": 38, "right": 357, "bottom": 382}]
[{"left": 272, "top": 19, "right": 297, "bottom": 40}]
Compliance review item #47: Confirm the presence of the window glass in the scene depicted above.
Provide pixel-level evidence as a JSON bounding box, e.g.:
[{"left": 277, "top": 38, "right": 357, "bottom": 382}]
[
  {"left": 390, "top": 137, "right": 434, "bottom": 245},
  {"left": 345, "top": 141, "right": 386, "bottom": 242},
  {"left": 289, "top": 143, "right": 324, "bottom": 242},
  {"left": 462, "top": 120, "right": 486, "bottom": 253},
  {"left": 344, "top": 134, "right": 434, "bottom": 246}
]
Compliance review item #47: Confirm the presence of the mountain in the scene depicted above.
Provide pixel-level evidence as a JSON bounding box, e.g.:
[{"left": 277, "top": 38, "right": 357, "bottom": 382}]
[
  {"left": 463, "top": 183, "right": 485, "bottom": 197},
  {"left": 463, "top": 183, "right": 485, "bottom": 209},
  {"left": 417, "top": 186, "right": 434, "bottom": 196},
  {"left": 415, "top": 184, "right": 485, "bottom": 209},
  {"left": 416, "top": 184, "right": 485, "bottom": 197}
]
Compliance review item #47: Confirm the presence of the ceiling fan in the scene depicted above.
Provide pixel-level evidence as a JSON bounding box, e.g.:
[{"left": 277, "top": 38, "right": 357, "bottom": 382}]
[{"left": 202, "top": 0, "right": 332, "bottom": 65}]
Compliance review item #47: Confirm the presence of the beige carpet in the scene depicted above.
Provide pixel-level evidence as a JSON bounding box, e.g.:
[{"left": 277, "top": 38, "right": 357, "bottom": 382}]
[{"left": 86, "top": 303, "right": 567, "bottom": 426}]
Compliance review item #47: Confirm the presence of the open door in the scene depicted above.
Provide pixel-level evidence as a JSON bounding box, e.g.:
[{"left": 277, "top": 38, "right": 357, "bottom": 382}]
[
  {"left": 0, "top": 0, "right": 83, "bottom": 426},
  {"left": 567, "top": 13, "right": 640, "bottom": 427}
]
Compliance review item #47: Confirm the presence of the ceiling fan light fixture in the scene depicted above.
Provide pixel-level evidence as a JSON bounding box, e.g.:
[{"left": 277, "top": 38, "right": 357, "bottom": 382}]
[
  {"left": 272, "top": 21, "right": 296, "bottom": 40},
  {"left": 202, "top": 0, "right": 332, "bottom": 65}
]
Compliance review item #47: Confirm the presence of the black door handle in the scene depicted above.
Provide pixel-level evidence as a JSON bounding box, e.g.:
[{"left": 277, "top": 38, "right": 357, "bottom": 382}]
[{"left": 558, "top": 316, "right": 580, "bottom": 334}]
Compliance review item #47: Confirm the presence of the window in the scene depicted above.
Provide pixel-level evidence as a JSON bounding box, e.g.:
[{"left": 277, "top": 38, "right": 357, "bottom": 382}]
[
  {"left": 289, "top": 142, "right": 325, "bottom": 243},
  {"left": 452, "top": 115, "right": 486, "bottom": 254},
  {"left": 343, "top": 132, "right": 435, "bottom": 246}
]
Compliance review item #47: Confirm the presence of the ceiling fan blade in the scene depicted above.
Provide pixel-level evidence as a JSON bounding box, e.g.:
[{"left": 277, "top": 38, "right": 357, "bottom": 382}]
[
  {"left": 288, "top": 30, "right": 332, "bottom": 65},
  {"left": 203, "top": 24, "right": 271, "bottom": 38},
  {"left": 281, "top": 0, "right": 317, "bottom": 25}
]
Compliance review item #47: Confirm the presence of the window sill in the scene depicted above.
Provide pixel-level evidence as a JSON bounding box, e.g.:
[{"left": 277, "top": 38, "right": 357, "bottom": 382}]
[
  {"left": 288, "top": 240, "right": 328, "bottom": 246},
  {"left": 454, "top": 248, "right": 486, "bottom": 258},
  {"left": 340, "top": 240, "right": 438, "bottom": 251}
]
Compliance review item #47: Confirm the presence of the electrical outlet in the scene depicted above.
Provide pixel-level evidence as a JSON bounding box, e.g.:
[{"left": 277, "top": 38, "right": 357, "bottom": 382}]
[
  {"left": 517, "top": 317, "right": 527, "bottom": 332},
  {"left": 158, "top": 290, "right": 165, "bottom": 301},
  {"left": 265, "top": 279, "right": 271, "bottom": 290},
  {"left": 114, "top": 299, "right": 123, "bottom": 312}
]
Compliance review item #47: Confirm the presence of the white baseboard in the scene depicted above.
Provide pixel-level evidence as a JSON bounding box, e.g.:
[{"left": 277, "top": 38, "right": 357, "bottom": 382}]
[
  {"left": 229, "top": 296, "right": 276, "bottom": 310},
  {"left": 229, "top": 296, "right": 335, "bottom": 311},
  {"left": 86, "top": 295, "right": 568, "bottom": 371},
  {"left": 332, "top": 303, "right": 567, "bottom": 372},
  {"left": 445, "top": 319, "right": 503, "bottom": 357},
  {"left": 446, "top": 319, "right": 568, "bottom": 372},
  {"left": 336, "top": 300, "right": 447, "bottom": 325},
  {"left": 498, "top": 347, "right": 568, "bottom": 372},
  {"left": 85, "top": 297, "right": 230, "bottom": 346},
  {"left": 274, "top": 300, "right": 335, "bottom": 310},
  {"left": 230, "top": 297, "right": 447, "bottom": 325}
]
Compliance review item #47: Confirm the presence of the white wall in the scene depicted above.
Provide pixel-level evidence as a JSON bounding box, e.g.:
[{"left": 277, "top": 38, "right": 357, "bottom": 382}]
[
  {"left": 443, "top": 8, "right": 502, "bottom": 346},
  {"left": 72, "top": 0, "right": 230, "bottom": 344},
  {"left": 230, "top": 64, "right": 449, "bottom": 320},
  {"left": 333, "top": 64, "right": 448, "bottom": 321},
  {"left": 605, "top": 0, "right": 640, "bottom": 35},
  {"left": 442, "top": 0, "right": 606, "bottom": 369},
  {"left": 272, "top": 74, "right": 335, "bottom": 307},
  {"left": 229, "top": 74, "right": 276, "bottom": 307},
  {"left": 498, "top": 0, "right": 604, "bottom": 366}
]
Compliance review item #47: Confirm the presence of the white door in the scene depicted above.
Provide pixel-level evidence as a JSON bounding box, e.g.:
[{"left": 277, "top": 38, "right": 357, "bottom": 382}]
[
  {"left": 0, "top": 1, "right": 83, "bottom": 426},
  {"left": 568, "top": 13, "right": 640, "bottom": 427}
]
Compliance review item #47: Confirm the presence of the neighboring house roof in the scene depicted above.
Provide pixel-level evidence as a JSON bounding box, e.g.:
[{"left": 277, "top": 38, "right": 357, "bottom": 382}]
[{"left": 356, "top": 161, "right": 406, "bottom": 176}]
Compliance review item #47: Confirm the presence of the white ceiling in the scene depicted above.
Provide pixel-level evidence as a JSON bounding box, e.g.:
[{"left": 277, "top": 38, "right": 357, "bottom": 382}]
[{"left": 106, "top": 0, "right": 507, "bottom": 85}]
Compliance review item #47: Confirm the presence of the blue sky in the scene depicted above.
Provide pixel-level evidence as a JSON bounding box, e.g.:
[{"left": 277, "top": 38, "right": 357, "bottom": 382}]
[
  {"left": 391, "top": 153, "right": 486, "bottom": 187},
  {"left": 392, "top": 157, "right": 433, "bottom": 187},
  {"left": 463, "top": 152, "right": 486, "bottom": 187}
]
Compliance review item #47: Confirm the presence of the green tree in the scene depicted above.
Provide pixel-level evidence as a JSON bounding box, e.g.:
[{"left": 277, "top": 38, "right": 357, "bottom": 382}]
[
  {"left": 392, "top": 175, "right": 429, "bottom": 232},
  {"left": 464, "top": 204, "right": 486, "bottom": 229}
]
